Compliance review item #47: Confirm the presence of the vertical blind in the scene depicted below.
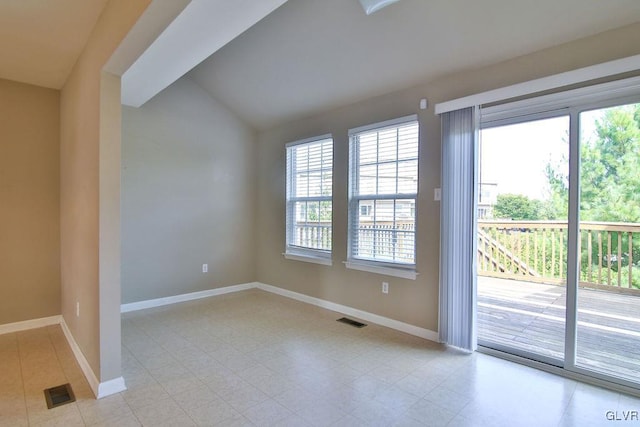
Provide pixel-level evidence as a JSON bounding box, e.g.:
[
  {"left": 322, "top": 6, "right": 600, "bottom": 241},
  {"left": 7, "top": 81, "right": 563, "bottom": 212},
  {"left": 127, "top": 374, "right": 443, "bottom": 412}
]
[
  {"left": 285, "top": 135, "right": 333, "bottom": 256},
  {"left": 348, "top": 116, "right": 419, "bottom": 266},
  {"left": 439, "top": 107, "right": 478, "bottom": 352}
]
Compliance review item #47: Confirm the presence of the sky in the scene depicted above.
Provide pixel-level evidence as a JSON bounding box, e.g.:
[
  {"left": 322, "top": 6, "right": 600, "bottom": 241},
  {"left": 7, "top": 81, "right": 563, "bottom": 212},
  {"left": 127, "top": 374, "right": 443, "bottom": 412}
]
[
  {"left": 480, "top": 116, "right": 569, "bottom": 201},
  {"left": 479, "top": 112, "right": 602, "bottom": 201}
]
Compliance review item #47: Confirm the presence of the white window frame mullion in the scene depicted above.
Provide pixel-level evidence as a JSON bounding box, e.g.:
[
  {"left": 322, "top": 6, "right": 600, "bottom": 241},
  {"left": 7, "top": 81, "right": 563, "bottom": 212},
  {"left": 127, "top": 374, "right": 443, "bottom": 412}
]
[
  {"left": 564, "top": 109, "right": 580, "bottom": 371},
  {"left": 347, "top": 116, "right": 419, "bottom": 276},
  {"left": 473, "top": 76, "right": 640, "bottom": 392},
  {"left": 285, "top": 135, "right": 333, "bottom": 263},
  {"left": 286, "top": 149, "right": 296, "bottom": 248}
]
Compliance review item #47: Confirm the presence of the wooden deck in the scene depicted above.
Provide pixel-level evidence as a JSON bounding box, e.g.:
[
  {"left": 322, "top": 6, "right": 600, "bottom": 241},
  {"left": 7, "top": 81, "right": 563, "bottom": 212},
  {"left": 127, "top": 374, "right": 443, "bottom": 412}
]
[{"left": 478, "top": 276, "right": 640, "bottom": 383}]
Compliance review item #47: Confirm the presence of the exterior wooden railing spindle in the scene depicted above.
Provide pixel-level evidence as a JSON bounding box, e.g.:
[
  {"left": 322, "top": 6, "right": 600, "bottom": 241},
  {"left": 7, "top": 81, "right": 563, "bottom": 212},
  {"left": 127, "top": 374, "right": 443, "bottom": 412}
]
[
  {"left": 630, "top": 232, "right": 634, "bottom": 289},
  {"left": 598, "top": 232, "right": 603, "bottom": 284},
  {"left": 608, "top": 232, "right": 612, "bottom": 286},
  {"left": 588, "top": 231, "right": 592, "bottom": 282},
  {"left": 477, "top": 220, "right": 640, "bottom": 293},
  {"left": 618, "top": 232, "right": 622, "bottom": 287}
]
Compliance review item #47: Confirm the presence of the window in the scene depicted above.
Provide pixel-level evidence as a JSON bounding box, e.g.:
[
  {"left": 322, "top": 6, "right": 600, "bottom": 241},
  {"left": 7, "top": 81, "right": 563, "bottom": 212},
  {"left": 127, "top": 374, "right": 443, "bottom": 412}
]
[
  {"left": 285, "top": 135, "right": 333, "bottom": 263},
  {"left": 348, "top": 116, "right": 419, "bottom": 275},
  {"left": 360, "top": 205, "right": 372, "bottom": 216}
]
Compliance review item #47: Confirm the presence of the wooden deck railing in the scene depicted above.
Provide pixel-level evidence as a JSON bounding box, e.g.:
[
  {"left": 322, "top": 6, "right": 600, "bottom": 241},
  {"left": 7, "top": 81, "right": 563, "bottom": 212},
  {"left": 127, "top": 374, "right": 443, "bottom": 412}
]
[
  {"left": 478, "top": 220, "right": 640, "bottom": 292},
  {"left": 295, "top": 219, "right": 640, "bottom": 291},
  {"left": 294, "top": 222, "right": 332, "bottom": 251},
  {"left": 357, "top": 221, "right": 415, "bottom": 262},
  {"left": 294, "top": 220, "right": 415, "bottom": 262}
]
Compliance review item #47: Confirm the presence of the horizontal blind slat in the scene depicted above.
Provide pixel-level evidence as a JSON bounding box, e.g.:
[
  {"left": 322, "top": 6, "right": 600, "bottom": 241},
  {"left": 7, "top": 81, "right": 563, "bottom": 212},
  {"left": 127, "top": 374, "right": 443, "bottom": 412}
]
[
  {"left": 349, "top": 119, "right": 419, "bottom": 266},
  {"left": 286, "top": 137, "right": 333, "bottom": 253}
]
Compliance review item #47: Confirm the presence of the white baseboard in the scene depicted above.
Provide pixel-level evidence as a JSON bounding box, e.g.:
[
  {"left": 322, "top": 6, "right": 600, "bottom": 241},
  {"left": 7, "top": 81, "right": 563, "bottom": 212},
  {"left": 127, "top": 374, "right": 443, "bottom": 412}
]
[
  {"left": 1, "top": 315, "right": 125, "bottom": 399},
  {"left": 60, "top": 319, "right": 127, "bottom": 399},
  {"left": 0, "top": 315, "right": 62, "bottom": 336},
  {"left": 120, "top": 281, "right": 438, "bottom": 342},
  {"left": 2, "top": 281, "right": 436, "bottom": 400},
  {"left": 256, "top": 282, "right": 439, "bottom": 342},
  {"left": 121, "top": 282, "right": 257, "bottom": 313},
  {"left": 60, "top": 319, "right": 101, "bottom": 397},
  {"left": 97, "top": 376, "right": 127, "bottom": 398}
]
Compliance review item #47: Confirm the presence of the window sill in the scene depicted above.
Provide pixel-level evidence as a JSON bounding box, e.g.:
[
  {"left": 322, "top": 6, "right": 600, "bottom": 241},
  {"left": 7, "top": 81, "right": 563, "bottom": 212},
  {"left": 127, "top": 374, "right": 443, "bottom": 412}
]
[
  {"left": 344, "top": 261, "right": 417, "bottom": 280},
  {"left": 283, "top": 252, "right": 332, "bottom": 266}
]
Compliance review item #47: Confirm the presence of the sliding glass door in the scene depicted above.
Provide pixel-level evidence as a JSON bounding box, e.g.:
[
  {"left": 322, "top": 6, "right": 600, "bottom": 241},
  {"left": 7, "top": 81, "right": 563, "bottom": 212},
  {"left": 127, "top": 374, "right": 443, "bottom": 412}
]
[
  {"left": 575, "top": 102, "right": 640, "bottom": 384},
  {"left": 477, "top": 116, "right": 569, "bottom": 364},
  {"left": 475, "top": 84, "right": 640, "bottom": 390}
]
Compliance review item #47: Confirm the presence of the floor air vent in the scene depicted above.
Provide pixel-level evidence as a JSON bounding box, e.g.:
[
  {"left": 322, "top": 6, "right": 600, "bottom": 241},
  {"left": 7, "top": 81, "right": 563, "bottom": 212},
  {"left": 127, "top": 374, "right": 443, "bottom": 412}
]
[
  {"left": 337, "top": 317, "right": 367, "bottom": 328},
  {"left": 44, "top": 383, "right": 75, "bottom": 409}
]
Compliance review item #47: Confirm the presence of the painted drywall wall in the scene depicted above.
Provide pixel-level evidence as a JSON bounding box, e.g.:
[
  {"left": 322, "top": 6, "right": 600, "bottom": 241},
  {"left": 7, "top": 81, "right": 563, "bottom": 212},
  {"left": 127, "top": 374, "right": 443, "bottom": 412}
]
[
  {"left": 60, "top": 0, "right": 150, "bottom": 384},
  {"left": 121, "top": 78, "right": 257, "bottom": 303},
  {"left": 257, "top": 88, "right": 438, "bottom": 331},
  {"left": 0, "top": 78, "right": 60, "bottom": 325},
  {"left": 256, "top": 22, "right": 640, "bottom": 333}
]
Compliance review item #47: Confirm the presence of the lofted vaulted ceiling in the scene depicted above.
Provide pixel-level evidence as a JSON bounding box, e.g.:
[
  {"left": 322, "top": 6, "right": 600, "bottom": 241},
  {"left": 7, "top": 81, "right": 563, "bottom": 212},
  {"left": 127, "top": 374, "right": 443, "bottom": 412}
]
[
  {"left": 2, "top": 0, "right": 639, "bottom": 130},
  {"left": 188, "top": 0, "right": 640, "bottom": 130}
]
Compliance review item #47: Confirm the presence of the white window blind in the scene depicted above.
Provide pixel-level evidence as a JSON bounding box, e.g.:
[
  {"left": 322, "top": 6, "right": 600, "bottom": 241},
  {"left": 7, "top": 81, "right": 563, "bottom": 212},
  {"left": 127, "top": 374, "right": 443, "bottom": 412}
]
[
  {"left": 286, "top": 135, "right": 333, "bottom": 258},
  {"left": 348, "top": 116, "right": 419, "bottom": 268}
]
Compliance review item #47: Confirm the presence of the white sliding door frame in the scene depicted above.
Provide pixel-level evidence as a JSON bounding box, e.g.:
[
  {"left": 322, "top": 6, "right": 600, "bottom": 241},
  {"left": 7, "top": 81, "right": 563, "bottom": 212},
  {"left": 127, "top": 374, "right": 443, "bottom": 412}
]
[{"left": 462, "top": 76, "right": 640, "bottom": 393}]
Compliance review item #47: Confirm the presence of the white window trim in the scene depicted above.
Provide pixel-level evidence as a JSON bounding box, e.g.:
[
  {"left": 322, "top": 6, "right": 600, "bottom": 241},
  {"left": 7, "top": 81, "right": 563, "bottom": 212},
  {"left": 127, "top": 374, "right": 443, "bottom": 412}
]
[
  {"left": 285, "top": 134, "right": 333, "bottom": 257},
  {"left": 344, "top": 260, "right": 417, "bottom": 280},
  {"left": 348, "top": 115, "right": 419, "bottom": 268},
  {"left": 435, "top": 54, "right": 640, "bottom": 114},
  {"left": 348, "top": 114, "right": 418, "bottom": 136},
  {"left": 480, "top": 75, "right": 640, "bottom": 129},
  {"left": 283, "top": 252, "right": 332, "bottom": 266},
  {"left": 285, "top": 133, "right": 333, "bottom": 149}
]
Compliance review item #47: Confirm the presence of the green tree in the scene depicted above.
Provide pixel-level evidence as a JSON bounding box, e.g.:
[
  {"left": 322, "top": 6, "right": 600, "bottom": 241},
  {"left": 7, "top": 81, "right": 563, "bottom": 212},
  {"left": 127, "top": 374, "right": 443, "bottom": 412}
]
[
  {"left": 542, "top": 154, "right": 569, "bottom": 220},
  {"left": 493, "top": 193, "right": 544, "bottom": 220},
  {"left": 580, "top": 104, "right": 640, "bottom": 222},
  {"left": 544, "top": 103, "right": 640, "bottom": 289},
  {"left": 307, "top": 201, "right": 332, "bottom": 221},
  {"left": 544, "top": 104, "right": 640, "bottom": 222}
]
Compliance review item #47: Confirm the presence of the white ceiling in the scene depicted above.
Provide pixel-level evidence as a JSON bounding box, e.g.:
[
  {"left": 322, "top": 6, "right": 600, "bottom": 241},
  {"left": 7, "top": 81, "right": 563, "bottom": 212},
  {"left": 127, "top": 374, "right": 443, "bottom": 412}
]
[
  {"left": 2, "top": 0, "right": 639, "bottom": 131},
  {"left": 0, "top": 0, "right": 108, "bottom": 89},
  {"left": 121, "top": 0, "right": 288, "bottom": 107},
  {"left": 188, "top": 0, "right": 640, "bottom": 130}
]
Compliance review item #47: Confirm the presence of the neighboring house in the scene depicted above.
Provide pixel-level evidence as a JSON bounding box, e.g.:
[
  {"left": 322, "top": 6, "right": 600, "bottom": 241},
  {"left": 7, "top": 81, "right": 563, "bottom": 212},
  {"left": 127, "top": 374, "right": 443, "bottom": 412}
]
[{"left": 478, "top": 182, "right": 498, "bottom": 219}]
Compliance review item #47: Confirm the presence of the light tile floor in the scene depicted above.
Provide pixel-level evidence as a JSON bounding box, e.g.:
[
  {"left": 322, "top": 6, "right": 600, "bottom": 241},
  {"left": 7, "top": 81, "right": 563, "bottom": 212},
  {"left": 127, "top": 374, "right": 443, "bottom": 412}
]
[{"left": 1, "top": 289, "right": 639, "bottom": 426}]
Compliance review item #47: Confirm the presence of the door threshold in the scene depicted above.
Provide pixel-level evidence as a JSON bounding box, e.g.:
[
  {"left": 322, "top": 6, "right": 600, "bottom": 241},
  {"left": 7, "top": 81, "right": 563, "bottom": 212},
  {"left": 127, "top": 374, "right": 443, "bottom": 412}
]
[{"left": 478, "top": 346, "right": 640, "bottom": 398}]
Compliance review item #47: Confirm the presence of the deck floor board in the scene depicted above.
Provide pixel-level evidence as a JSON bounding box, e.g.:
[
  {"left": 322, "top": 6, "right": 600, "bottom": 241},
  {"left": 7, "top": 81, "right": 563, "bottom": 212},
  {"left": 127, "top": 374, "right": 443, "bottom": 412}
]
[{"left": 478, "top": 276, "right": 640, "bottom": 382}]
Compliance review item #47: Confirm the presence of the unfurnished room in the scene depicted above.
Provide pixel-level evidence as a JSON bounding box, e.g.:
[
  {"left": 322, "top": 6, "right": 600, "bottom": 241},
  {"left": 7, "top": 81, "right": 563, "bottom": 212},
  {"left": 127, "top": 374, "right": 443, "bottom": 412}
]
[{"left": 1, "top": 0, "right": 640, "bottom": 426}]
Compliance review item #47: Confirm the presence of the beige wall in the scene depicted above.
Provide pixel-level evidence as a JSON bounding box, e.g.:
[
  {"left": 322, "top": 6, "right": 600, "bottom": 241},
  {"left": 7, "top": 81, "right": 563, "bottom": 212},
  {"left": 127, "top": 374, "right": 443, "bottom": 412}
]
[
  {"left": 0, "top": 78, "right": 60, "bottom": 325},
  {"left": 60, "top": 0, "right": 150, "bottom": 383},
  {"left": 256, "top": 22, "right": 640, "bottom": 333},
  {"left": 257, "top": 88, "right": 438, "bottom": 331},
  {"left": 121, "top": 78, "right": 257, "bottom": 303}
]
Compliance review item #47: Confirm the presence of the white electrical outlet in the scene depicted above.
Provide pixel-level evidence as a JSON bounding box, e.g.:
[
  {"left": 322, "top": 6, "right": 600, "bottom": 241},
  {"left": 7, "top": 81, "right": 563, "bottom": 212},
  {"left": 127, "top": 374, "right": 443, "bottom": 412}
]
[
  {"left": 382, "top": 282, "right": 389, "bottom": 294},
  {"left": 76, "top": 302, "right": 80, "bottom": 317},
  {"left": 202, "top": 264, "right": 208, "bottom": 273},
  {"left": 434, "top": 188, "right": 441, "bottom": 201}
]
